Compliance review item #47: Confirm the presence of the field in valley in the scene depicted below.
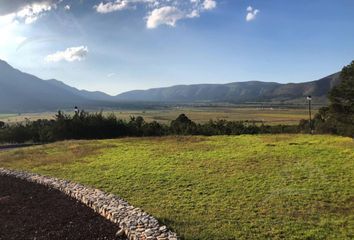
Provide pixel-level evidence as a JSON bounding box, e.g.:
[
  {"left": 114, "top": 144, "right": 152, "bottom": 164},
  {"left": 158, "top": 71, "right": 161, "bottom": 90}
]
[
  {"left": 0, "top": 106, "right": 313, "bottom": 125},
  {"left": 0, "top": 134, "right": 353, "bottom": 240},
  {"left": 112, "top": 107, "right": 312, "bottom": 125}
]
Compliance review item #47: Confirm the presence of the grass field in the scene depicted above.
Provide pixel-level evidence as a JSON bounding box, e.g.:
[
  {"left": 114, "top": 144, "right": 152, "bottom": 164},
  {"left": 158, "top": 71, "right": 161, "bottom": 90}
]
[
  {"left": 0, "top": 135, "right": 352, "bottom": 239},
  {"left": 0, "top": 107, "right": 313, "bottom": 125}
]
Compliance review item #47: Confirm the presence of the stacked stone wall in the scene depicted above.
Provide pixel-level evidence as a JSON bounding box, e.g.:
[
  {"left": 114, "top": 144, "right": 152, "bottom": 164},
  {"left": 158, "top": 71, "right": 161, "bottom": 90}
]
[{"left": 0, "top": 168, "right": 178, "bottom": 240}]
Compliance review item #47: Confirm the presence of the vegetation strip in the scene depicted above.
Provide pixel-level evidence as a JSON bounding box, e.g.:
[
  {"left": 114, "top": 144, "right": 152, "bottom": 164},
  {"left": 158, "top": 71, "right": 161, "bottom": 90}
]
[
  {"left": 0, "top": 168, "right": 178, "bottom": 240},
  {"left": 0, "top": 143, "right": 42, "bottom": 150}
]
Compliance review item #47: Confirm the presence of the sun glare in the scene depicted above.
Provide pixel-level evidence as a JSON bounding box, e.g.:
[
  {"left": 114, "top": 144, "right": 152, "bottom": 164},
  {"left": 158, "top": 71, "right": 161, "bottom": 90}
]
[{"left": 0, "top": 14, "right": 26, "bottom": 47}]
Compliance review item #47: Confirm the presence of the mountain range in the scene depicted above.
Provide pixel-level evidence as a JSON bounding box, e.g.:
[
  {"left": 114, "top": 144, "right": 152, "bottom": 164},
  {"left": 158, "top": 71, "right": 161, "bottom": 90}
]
[
  {"left": 115, "top": 74, "right": 341, "bottom": 104},
  {"left": 0, "top": 59, "right": 341, "bottom": 112}
]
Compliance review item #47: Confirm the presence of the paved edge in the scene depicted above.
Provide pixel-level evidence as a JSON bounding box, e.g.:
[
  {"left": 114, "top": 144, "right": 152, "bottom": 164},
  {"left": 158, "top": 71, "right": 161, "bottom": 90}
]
[{"left": 0, "top": 168, "right": 178, "bottom": 240}]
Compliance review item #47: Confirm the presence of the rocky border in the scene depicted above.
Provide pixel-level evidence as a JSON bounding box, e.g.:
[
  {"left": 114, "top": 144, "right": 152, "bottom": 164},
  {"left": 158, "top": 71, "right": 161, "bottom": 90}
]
[{"left": 0, "top": 168, "right": 178, "bottom": 240}]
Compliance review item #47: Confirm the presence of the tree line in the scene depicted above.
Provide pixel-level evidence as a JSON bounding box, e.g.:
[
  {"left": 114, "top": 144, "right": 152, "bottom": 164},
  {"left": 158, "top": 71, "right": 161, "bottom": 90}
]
[{"left": 0, "top": 111, "right": 301, "bottom": 143}]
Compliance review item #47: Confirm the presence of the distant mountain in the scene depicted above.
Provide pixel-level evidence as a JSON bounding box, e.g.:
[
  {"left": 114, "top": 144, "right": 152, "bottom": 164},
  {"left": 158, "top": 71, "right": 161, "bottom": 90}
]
[
  {"left": 0, "top": 60, "right": 112, "bottom": 112},
  {"left": 115, "top": 73, "right": 341, "bottom": 104},
  {"left": 46, "top": 79, "right": 113, "bottom": 101},
  {"left": 0, "top": 59, "right": 342, "bottom": 112}
]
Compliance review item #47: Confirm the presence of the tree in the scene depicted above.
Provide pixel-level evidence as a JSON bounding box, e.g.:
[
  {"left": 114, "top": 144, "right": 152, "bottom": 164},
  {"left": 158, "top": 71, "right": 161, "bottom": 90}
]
[
  {"left": 313, "top": 107, "right": 337, "bottom": 134},
  {"left": 328, "top": 60, "right": 354, "bottom": 136},
  {"left": 170, "top": 114, "right": 197, "bottom": 135}
]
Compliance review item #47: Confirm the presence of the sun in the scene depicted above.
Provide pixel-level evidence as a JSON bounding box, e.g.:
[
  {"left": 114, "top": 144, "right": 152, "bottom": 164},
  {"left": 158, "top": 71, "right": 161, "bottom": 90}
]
[{"left": 0, "top": 14, "right": 26, "bottom": 47}]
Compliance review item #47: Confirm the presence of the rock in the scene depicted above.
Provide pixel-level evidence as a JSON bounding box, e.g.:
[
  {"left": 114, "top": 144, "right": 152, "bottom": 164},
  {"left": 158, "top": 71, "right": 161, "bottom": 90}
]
[
  {"left": 144, "top": 229, "right": 154, "bottom": 236},
  {"left": 159, "top": 226, "right": 167, "bottom": 232},
  {"left": 116, "top": 228, "right": 125, "bottom": 237}
]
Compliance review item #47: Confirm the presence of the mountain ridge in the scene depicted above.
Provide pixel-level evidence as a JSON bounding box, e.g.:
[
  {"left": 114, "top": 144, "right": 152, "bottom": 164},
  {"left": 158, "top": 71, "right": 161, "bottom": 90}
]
[
  {"left": 46, "top": 79, "right": 113, "bottom": 101},
  {"left": 0, "top": 59, "right": 121, "bottom": 112},
  {"left": 114, "top": 73, "right": 341, "bottom": 103},
  {"left": 0, "top": 59, "right": 342, "bottom": 112}
]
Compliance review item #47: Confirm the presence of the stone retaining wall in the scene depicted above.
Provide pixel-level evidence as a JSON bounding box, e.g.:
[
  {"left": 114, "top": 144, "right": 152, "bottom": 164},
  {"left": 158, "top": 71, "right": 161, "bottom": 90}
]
[{"left": 0, "top": 168, "right": 178, "bottom": 240}]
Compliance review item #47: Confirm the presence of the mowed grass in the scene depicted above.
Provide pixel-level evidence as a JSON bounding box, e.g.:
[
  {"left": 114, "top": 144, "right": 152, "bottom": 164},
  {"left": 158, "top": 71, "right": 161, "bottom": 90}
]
[
  {"left": 0, "top": 135, "right": 353, "bottom": 240},
  {"left": 0, "top": 107, "right": 313, "bottom": 125}
]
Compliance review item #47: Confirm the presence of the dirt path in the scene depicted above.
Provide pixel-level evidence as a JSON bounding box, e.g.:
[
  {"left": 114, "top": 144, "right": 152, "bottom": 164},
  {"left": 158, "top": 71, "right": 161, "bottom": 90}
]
[{"left": 0, "top": 175, "right": 119, "bottom": 240}]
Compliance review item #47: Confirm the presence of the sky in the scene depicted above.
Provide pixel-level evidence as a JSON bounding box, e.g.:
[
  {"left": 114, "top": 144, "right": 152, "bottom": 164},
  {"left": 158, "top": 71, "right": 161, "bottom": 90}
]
[{"left": 0, "top": 0, "right": 354, "bottom": 95}]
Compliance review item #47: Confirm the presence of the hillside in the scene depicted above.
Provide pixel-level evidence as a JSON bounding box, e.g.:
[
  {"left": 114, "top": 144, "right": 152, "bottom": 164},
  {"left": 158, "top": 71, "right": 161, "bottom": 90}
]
[
  {"left": 0, "top": 60, "right": 113, "bottom": 112},
  {"left": 46, "top": 79, "right": 113, "bottom": 101},
  {"left": 115, "top": 73, "right": 341, "bottom": 103}
]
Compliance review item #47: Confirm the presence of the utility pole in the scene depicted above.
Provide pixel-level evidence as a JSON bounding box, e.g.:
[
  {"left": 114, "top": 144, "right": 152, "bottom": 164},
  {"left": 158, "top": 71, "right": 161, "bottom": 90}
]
[{"left": 307, "top": 96, "right": 312, "bottom": 134}]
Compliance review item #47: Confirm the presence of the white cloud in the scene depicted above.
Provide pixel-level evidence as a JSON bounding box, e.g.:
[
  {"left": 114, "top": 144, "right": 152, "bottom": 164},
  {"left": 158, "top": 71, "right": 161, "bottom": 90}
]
[
  {"left": 147, "top": 6, "right": 185, "bottom": 28},
  {"left": 94, "top": 1, "right": 130, "bottom": 13},
  {"left": 95, "top": 0, "right": 217, "bottom": 28},
  {"left": 64, "top": 5, "right": 71, "bottom": 11},
  {"left": 45, "top": 46, "right": 89, "bottom": 62},
  {"left": 146, "top": 0, "right": 217, "bottom": 28},
  {"left": 0, "top": 0, "right": 56, "bottom": 15},
  {"left": 17, "top": 2, "right": 55, "bottom": 24},
  {"left": 94, "top": 0, "right": 159, "bottom": 13},
  {"left": 0, "top": 1, "right": 59, "bottom": 24},
  {"left": 187, "top": 9, "right": 200, "bottom": 18},
  {"left": 203, "top": 0, "right": 216, "bottom": 10},
  {"left": 246, "top": 6, "right": 259, "bottom": 22}
]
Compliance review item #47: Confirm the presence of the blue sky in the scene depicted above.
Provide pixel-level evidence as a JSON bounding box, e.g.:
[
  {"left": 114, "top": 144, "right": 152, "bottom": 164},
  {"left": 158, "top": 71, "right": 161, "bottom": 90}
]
[{"left": 0, "top": 0, "right": 353, "bottom": 95}]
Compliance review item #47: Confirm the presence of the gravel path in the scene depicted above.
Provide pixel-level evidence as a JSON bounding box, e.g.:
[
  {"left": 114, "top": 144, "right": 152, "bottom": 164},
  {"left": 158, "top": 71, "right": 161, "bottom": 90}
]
[{"left": 0, "top": 175, "right": 119, "bottom": 240}]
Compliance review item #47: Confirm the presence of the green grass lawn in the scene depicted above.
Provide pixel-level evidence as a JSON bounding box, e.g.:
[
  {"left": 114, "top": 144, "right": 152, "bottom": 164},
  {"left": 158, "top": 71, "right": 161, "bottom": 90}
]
[{"left": 0, "top": 135, "right": 353, "bottom": 240}]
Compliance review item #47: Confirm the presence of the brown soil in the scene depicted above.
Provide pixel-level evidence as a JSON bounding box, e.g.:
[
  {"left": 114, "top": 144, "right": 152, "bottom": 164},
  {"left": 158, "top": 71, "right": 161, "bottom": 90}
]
[{"left": 0, "top": 175, "right": 119, "bottom": 240}]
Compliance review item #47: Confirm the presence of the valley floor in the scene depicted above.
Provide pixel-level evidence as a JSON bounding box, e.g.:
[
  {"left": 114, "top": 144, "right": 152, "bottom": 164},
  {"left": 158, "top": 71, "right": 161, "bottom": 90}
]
[
  {"left": 0, "top": 106, "right": 314, "bottom": 125},
  {"left": 0, "top": 134, "right": 353, "bottom": 240}
]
